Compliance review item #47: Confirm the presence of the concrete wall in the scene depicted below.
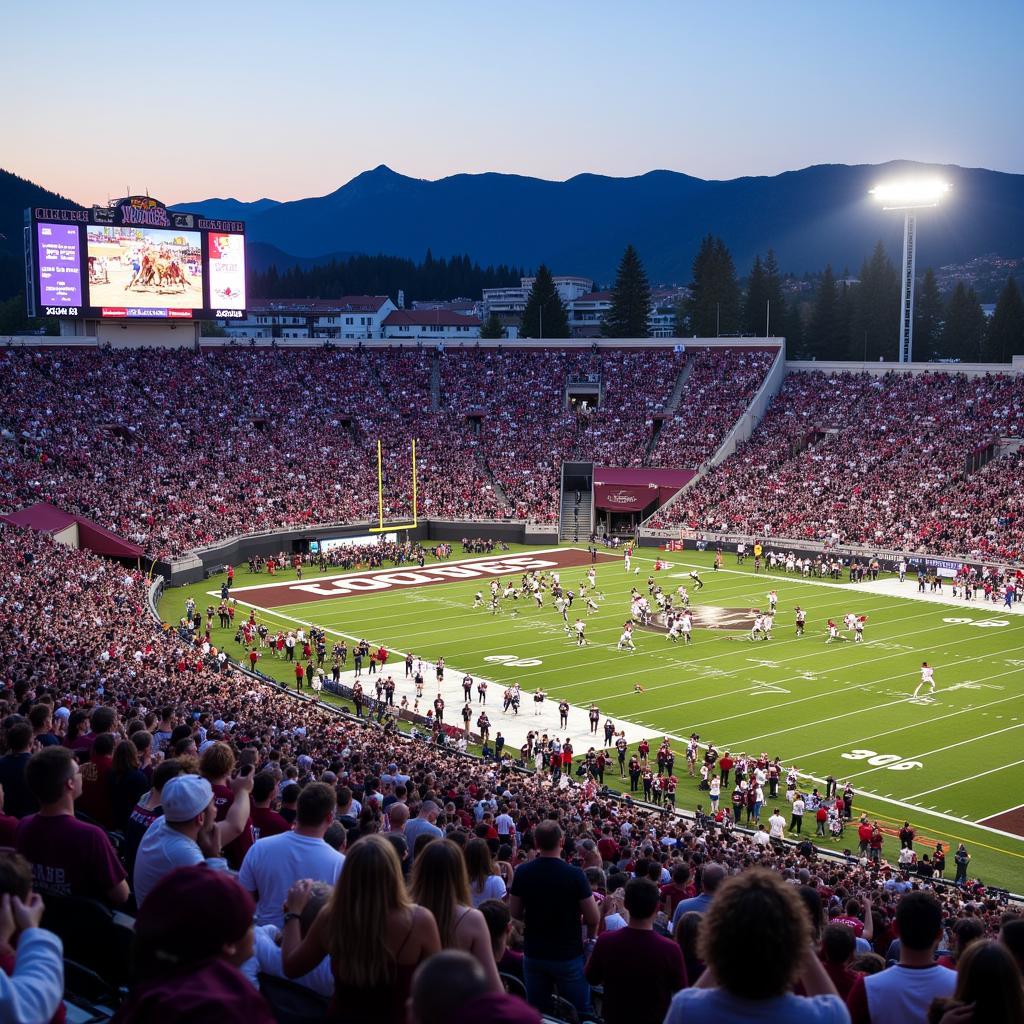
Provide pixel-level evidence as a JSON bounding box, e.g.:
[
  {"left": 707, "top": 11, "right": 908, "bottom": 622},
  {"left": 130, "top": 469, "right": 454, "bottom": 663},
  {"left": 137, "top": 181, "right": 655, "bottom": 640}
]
[{"left": 785, "top": 358, "right": 1024, "bottom": 378}]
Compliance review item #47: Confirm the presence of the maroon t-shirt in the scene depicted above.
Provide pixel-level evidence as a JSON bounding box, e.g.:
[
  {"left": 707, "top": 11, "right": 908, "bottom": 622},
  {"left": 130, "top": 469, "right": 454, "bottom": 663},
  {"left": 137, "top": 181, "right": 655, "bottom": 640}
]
[
  {"left": 78, "top": 753, "right": 115, "bottom": 829},
  {"left": 251, "top": 806, "right": 291, "bottom": 841},
  {"left": 585, "top": 927, "right": 687, "bottom": 1024},
  {"left": 0, "top": 812, "right": 17, "bottom": 846},
  {"left": 15, "top": 813, "right": 126, "bottom": 902},
  {"left": 211, "top": 783, "right": 254, "bottom": 869}
]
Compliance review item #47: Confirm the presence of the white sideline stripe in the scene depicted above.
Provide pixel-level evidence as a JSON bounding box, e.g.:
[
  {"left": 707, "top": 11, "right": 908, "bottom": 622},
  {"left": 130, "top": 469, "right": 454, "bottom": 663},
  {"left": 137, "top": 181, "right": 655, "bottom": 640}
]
[
  {"left": 227, "top": 593, "right": 1024, "bottom": 847},
  {"left": 979, "top": 801, "right": 1024, "bottom": 821},
  {"left": 838, "top": 718, "right": 1024, "bottom": 783},
  {"left": 220, "top": 547, "right": 574, "bottom": 596},
  {"left": 786, "top": 692, "right": 1024, "bottom": 761},
  {"left": 905, "top": 758, "right": 1024, "bottom": 801}
]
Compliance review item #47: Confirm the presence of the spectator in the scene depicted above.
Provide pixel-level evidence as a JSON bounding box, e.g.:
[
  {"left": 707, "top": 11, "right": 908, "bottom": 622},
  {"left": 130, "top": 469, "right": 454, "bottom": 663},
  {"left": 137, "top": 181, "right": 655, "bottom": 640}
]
[
  {"left": 674, "top": 910, "right": 705, "bottom": 984},
  {"left": 410, "top": 838, "right": 502, "bottom": 991},
  {"left": 121, "top": 758, "right": 186, "bottom": 879},
  {"left": 281, "top": 834, "right": 441, "bottom": 1024},
  {"left": 926, "top": 938, "right": 1024, "bottom": 1023},
  {"left": 409, "top": 950, "right": 540, "bottom": 1024},
  {"left": 0, "top": 852, "right": 64, "bottom": 1024},
  {"left": 585, "top": 877, "right": 688, "bottom": 1024},
  {"left": 133, "top": 772, "right": 252, "bottom": 907},
  {"left": 671, "top": 861, "right": 726, "bottom": 928},
  {"left": 478, "top": 897, "right": 522, "bottom": 978},
  {"left": 112, "top": 866, "right": 274, "bottom": 1023},
  {"left": 238, "top": 781, "right": 344, "bottom": 927},
  {"left": 404, "top": 799, "right": 443, "bottom": 848},
  {"left": 465, "top": 837, "right": 508, "bottom": 908},
  {"left": 109, "top": 739, "right": 150, "bottom": 832},
  {"left": 15, "top": 746, "right": 129, "bottom": 906},
  {"left": 821, "top": 923, "right": 864, "bottom": 1000},
  {"left": 846, "top": 891, "right": 956, "bottom": 1024},
  {"left": 508, "top": 820, "right": 600, "bottom": 1016},
  {"left": 1000, "top": 918, "right": 1024, "bottom": 974},
  {"left": 248, "top": 771, "right": 291, "bottom": 840},
  {"left": 0, "top": 724, "right": 36, "bottom": 820},
  {"left": 663, "top": 869, "right": 847, "bottom": 1023}
]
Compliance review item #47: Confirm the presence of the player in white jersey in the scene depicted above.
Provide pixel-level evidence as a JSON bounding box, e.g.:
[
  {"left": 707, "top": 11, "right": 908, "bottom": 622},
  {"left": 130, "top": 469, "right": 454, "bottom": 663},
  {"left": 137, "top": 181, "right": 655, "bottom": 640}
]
[
  {"left": 768, "top": 590, "right": 778, "bottom": 613},
  {"left": 762, "top": 613, "right": 774, "bottom": 639},
  {"left": 680, "top": 610, "right": 693, "bottom": 644},
  {"left": 826, "top": 619, "right": 839, "bottom": 643},
  {"left": 534, "top": 587, "right": 544, "bottom": 609},
  {"left": 750, "top": 614, "right": 764, "bottom": 641},
  {"left": 913, "top": 661, "right": 936, "bottom": 697},
  {"left": 617, "top": 629, "right": 635, "bottom": 651},
  {"left": 843, "top": 613, "right": 857, "bottom": 633},
  {"left": 667, "top": 616, "right": 680, "bottom": 642},
  {"left": 676, "top": 585, "right": 690, "bottom": 608},
  {"left": 473, "top": 591, "right": 484, "bottom": 608},
  {"left": 574, "top": 618, "right": 587, "bottom": 646},
  {"left": 587, "top": 567, "right": 596, "bottom": 589},
  {"left": 794, "top": 606, "right": 807, "bottom": 637},
  {"left": 854, "top": 615, "right": 866, "bottom": 642},
  {"left": 585, "top": 595, "right": 599, "bottom": 615},
  {"left": 490, "top": 579, "right": 500, "bottom": 596},
  {"left": 503, "top": 583, "right": 517, "bottom": 600},
  {"left": 624, "top": 548, "right": 632, "bottom": 572}
]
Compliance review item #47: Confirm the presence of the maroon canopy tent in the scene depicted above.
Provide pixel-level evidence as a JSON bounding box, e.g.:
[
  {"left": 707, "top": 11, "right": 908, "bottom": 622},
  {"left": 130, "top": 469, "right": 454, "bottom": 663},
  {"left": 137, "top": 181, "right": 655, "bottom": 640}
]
[{"left": 1, "top": 501, "right": 145, "bottom": 559}]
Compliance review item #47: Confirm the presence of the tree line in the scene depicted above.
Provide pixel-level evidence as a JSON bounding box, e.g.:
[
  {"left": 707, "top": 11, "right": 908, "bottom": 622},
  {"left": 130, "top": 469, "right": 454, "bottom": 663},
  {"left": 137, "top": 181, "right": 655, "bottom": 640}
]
[
  {"left": 513, "top": 236, "right": 1021, "bottom": 363},
  {"left": 252, "top": 250, "right": 525, "bottom": 305}
]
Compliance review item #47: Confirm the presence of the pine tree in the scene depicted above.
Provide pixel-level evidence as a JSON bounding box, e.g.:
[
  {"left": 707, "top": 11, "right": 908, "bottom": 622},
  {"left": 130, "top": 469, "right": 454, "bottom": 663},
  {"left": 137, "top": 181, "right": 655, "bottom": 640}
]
[
  {"left": 520, "top": 264, "right": 569, "bottom": 338},
  {"left": 687, "top": 235, "right": 741, "bottom": 336},
  {"left": 984, "top": 277, "right": 1024, "bottom": 363},
  {"left": 783, "top": 297, "right": 806, "bottom": 358},
  {"left": 480, "top": 312, "right": 504, "bottom": 339},
  {"left": 851, "top": 240, "right": 900, "bottom": 361},
  {"left": 807, "top": 265, "right": 839, "bottom": 360},
  {"left": 743, "top": 255, "right": 767, "bottom": 336},
  {"left": 914, "top": 268, "right": 944, "bottom": 362},
  {"left": 603, "top": 244, "right": 652, "bottom": 337},
  {"left": 939, "top": 283, "right": 986, "bottom": 361},
  {"left": 763, "top": 249, "right": 785, "bottom": 337}
]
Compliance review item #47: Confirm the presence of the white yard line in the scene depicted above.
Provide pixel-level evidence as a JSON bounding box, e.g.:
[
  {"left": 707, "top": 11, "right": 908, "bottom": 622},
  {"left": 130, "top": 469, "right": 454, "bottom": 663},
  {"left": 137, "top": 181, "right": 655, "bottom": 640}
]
[
  {"left": 905, "top": 758, "right": 1024, "bottom": 801},
  {"left": 979, "top": 801, "right": 1024, "bottom": 821}
]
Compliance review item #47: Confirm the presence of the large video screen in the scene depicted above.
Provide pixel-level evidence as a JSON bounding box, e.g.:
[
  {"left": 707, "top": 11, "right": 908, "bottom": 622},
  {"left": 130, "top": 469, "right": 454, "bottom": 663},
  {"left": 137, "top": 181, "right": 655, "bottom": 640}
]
[
  {"left": 86, "top": 226, "right": 203, "bottom": 317},
  {"left": 25, "top": 197, "right": 246, "bottom": 321}
]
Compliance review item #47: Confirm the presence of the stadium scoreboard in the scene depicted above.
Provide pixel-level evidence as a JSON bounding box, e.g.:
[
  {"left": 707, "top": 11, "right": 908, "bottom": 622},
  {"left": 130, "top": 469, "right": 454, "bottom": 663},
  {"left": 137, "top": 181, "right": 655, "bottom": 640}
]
[{"left": 24, "top": 196, "right": 246, "bottom": 321}]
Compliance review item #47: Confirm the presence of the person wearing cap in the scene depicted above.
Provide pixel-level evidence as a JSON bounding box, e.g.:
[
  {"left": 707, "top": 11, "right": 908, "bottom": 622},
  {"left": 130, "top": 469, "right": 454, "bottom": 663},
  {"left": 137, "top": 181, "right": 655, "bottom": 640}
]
[
  {"left": 15, "top": 746, "right": 129, "bottom": 907},
  {"left": 112, "top": 866, "right": 275, "bottom": 1024},
  {"left": 133, "top": 770, "right": 253, "bottom": 908}
]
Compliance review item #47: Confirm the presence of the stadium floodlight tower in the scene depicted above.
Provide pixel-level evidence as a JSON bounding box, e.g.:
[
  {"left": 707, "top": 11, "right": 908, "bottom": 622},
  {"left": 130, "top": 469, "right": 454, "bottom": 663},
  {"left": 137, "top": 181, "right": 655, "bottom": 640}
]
[{"left": 869, "top": 179, "right": 951, "bottom": 363}]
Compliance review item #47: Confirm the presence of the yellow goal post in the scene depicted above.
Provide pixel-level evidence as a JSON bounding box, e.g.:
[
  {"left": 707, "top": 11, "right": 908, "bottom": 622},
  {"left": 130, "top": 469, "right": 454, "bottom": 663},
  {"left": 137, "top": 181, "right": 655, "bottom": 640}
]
[{"left": 369, "top": 438, "right": 419, "bottom": 533}]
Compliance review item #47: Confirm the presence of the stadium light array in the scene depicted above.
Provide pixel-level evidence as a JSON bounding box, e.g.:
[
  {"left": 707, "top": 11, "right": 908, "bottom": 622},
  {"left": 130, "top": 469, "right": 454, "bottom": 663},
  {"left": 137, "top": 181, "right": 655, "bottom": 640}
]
[{"left": 870, "top": 179, "right": 952, "bottom": 363}]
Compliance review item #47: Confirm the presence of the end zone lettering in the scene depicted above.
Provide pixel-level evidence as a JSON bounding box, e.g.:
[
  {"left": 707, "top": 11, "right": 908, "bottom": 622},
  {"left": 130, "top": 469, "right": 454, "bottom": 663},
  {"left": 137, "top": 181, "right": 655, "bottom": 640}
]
[{"left": 292, "top": 555, "right": 558, "bottom": 597}]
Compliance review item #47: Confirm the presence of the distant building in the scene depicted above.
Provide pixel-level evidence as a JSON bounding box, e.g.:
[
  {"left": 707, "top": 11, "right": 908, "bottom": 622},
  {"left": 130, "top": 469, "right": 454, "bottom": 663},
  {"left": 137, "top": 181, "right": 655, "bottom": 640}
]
[
  {"left": 482, "top": 275, "right": 595, "bottom": 318},
  {"left": 220, "top": 296, "right": 396, "bottom": 339},
  {"left": 381, "top": 308, "right": 481, "bottom": 339},
  {"left": 567, "top": 290, "right": 612, "bottom": 337},
  {"left": 410, "top": 298, "right": 481, "bottom": 316}
]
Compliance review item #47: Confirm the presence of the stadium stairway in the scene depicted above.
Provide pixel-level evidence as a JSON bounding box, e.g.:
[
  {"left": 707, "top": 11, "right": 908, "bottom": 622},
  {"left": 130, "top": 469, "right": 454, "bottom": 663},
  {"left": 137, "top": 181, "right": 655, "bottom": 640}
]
[
  {"left": 430, "top": 351, "right": 441, "bottom": 411},
  {"left": 644, "top": 356, "right": 694, "bottom": 462}
]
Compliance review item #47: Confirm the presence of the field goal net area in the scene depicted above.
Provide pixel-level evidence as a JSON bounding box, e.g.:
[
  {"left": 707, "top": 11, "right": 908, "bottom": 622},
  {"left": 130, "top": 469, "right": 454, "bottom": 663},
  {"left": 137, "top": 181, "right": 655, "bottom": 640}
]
[{"left": 370, "top": 439, "right": 418, "bottom": 533}]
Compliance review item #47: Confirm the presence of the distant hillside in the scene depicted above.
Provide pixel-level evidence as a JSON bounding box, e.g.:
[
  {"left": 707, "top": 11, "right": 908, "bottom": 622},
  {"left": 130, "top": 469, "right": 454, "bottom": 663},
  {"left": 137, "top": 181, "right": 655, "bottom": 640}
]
[
  {"left": 0, "top": 169, "right": 83, "bottom": 302},
  {"left": 180, "top": 161, "right": 1024, "bottom": 282}
]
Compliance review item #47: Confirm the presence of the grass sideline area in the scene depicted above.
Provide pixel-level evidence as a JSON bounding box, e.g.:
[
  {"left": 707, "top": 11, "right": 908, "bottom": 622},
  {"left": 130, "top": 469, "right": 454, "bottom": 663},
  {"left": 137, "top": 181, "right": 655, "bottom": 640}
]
[{"left": 159, "top": 542, "right": 1024, "bottom": 892}]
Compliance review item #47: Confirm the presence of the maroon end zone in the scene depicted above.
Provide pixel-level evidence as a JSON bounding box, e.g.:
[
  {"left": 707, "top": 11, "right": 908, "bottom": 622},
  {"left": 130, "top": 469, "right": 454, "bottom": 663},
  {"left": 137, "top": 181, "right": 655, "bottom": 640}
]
[
  {"left": 223, "top": 547, "right": 617, "bottom": 607},
  {"left": 978, "top": 806, "right": 1024, "bottom": 839}
]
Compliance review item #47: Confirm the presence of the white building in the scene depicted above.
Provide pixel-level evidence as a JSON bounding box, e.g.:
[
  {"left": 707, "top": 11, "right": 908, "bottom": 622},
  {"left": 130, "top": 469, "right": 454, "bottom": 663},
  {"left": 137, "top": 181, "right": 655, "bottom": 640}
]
[
  {"left": 381, "top": 308, "right": 481, "bottom": 340},
  {"left": 482, "top": 275, "right": 594, "bottom": 317},
  {"left": 220, "top": 296, "right": 396, "bottom": 340}
]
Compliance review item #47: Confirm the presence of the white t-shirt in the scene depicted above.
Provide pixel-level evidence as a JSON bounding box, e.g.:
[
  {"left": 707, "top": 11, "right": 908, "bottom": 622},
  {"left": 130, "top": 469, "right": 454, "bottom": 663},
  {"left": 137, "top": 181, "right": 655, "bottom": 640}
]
[
  {"left": 241, "top": 923, "right": 334, "bottom": 998},
  {"left": 469, "top": 873, "right": 508, "bottom": 909},
  {"left": 134, "top": 817, "right": 211, "bottom": 907},
  {"left": 768, "top": 814, "right": 786, "bottom": 838},
  {"left": 238, "top": 831, "right": 345, "bottom": 927},
  {"left": 860, "top": 964, "right": 956, "bottom": 1024}
]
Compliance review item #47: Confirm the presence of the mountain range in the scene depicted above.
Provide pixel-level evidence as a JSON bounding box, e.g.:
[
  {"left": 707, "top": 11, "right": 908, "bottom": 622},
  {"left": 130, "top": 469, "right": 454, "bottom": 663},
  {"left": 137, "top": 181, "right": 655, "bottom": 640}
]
[
  {"left": 172, "top": 160, "right": 1024, "bottom": 283},
  {"left": 3, "top": 161, "right": 1023, "bottom": 302}
]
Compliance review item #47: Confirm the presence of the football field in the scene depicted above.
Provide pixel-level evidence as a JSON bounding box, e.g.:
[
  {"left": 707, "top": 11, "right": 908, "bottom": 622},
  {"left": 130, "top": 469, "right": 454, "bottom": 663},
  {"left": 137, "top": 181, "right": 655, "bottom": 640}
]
[{"left": 165, "top": 543, "right": 1024, "bottom": 891}]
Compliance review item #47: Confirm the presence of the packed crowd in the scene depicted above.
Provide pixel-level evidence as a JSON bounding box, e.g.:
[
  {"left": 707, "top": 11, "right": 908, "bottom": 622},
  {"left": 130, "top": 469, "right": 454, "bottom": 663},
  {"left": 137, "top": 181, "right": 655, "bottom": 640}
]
[
  {"left": 1, "top": 525, "right": 1022, "bottom": 1023},
  {"left": 655, "top": 370, "right": 1024, "bottom": 561},
  {"left": 647, "top": 348, "right": 776, "bottom": 467},
  {"left": 0, "top": 345, "right": 779, "bottom": 556}
]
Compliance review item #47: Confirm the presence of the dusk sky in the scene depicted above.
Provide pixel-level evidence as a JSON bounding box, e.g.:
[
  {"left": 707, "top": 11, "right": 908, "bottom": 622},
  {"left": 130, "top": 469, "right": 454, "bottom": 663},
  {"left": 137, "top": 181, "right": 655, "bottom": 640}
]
[{"left": 4, "top": 0, "right": 1022, "bottom": 206}]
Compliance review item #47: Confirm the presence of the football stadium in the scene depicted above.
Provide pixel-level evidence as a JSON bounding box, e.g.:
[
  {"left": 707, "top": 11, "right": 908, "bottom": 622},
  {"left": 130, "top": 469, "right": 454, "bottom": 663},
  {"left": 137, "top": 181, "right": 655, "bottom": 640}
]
[{"left": 3, "top": 6, "right": 1024, "bottom": 1024}]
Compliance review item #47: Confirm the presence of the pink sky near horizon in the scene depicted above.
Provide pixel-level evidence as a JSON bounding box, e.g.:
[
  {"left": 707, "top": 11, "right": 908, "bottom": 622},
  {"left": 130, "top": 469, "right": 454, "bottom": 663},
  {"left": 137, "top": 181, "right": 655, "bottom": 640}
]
[{"left": 4, "top": 1, "right": 1020, "bottom": 207}]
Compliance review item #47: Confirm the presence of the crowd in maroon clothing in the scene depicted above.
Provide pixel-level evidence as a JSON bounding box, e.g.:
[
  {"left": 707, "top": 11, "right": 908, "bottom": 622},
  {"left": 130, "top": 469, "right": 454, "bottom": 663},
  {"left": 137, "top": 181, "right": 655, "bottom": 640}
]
[{"left": 655, "top": 370, "right": 1024, "bottom": 562}]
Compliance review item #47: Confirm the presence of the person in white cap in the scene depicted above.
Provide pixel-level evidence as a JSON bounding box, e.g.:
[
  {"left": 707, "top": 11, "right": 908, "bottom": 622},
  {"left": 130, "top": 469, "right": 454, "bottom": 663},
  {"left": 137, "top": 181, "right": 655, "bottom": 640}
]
[{"left": 133, "top": 770, "right": 253, "bottom": 907}]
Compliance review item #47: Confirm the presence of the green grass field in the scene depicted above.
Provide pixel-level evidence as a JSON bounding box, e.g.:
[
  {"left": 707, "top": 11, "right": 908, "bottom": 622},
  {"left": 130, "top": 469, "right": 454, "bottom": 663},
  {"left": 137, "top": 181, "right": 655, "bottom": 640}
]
[{"left": 160, "top": 543, "right": 1024, "bottom": 892}]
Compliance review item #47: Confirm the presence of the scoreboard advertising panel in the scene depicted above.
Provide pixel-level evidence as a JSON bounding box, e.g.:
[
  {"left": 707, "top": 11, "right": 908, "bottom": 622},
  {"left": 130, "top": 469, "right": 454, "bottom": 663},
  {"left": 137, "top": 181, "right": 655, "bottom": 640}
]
[{"left": 25, "top": 197, "right": 246, "bottom": 321}]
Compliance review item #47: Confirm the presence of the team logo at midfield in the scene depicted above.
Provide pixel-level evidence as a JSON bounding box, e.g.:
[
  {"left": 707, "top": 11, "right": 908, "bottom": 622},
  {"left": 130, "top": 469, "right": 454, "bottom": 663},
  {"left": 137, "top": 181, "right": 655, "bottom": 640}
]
[{"left": 641, "top": 607, "right": 760, "bottom": 633}]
